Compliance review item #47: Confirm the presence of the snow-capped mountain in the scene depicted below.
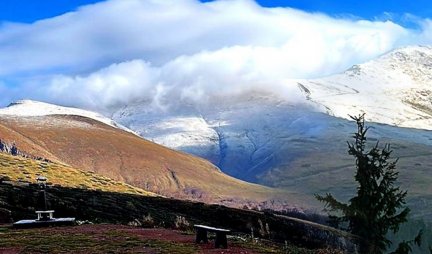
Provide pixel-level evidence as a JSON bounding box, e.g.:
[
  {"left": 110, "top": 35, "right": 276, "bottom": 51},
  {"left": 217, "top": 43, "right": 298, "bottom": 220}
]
[
  {"left": 0, "top": 100, "right": 132, "bottom": 132},
  {"left": 2, "top": 46, "right": 430, "bottom": 218},
  {"left": 113, "top": 46, "right": 432, "bottom": 220},
  {"left": 297, "top": 45, "right": 432, "bottom": 129},
  {"left": 113, "top": 45, "right": 432, "bottom": 177}
]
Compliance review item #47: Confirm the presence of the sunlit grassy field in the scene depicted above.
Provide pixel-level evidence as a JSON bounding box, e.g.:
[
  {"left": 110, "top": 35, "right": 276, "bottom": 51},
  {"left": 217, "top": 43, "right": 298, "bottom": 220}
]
[{"left": 0, "top": 153, "right": 155, "bottom": 196}]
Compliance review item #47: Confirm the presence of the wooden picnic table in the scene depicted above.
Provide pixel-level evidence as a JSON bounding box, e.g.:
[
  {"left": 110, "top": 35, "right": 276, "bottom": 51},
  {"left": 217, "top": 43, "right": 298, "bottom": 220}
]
[{"left": 194, "top": 224, "right": 231, "bottom": 249}]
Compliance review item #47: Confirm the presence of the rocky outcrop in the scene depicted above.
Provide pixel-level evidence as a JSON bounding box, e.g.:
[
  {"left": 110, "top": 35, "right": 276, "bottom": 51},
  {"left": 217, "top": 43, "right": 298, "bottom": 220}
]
[
  {"left": 0, "top": 139, "right": 19, "bottom": 156},
  {"left": 0, "top": 139, "right": 49, "bottom": 162}
]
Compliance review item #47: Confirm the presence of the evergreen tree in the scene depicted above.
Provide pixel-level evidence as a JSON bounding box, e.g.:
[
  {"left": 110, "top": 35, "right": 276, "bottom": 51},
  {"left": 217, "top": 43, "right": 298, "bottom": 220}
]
[
  {"left": 390, "top": 230, "right": 422, "bottom": 254},
  {"left": 316, "top": 114, "right": 411, "bottom": 253}
]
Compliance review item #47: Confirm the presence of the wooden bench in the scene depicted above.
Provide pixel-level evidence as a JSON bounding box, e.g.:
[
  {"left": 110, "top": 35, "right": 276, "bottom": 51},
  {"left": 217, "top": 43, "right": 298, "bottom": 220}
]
[
  {"left": 35, "top": 210, "right": 55, "bottom": 221},
  {"left": 194, "top": 224, "right": 230, "bottom": 249}
]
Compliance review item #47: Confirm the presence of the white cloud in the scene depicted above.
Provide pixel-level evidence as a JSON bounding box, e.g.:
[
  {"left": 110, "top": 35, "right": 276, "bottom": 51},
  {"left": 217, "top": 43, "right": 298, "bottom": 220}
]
[{"left": 1, "top": 0, "right": 432, "bottom": 111}]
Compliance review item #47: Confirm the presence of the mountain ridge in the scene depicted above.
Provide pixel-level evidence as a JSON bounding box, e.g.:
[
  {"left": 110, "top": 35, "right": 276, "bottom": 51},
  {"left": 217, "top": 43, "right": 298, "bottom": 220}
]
[
  {"left": 0, "top": 100, "right": 134, "bottom": 134},
  {"left": 0, "top": 106, "right": 301, "bottom": 210},
  {"left": 299, "top": 45, "right": 432, "bottom": 130},
  {"left": 110, "top": 45, "right": 432, "bottom": 221},
  {"left": 2, "top": 45, "right": 432, "bottom": 218}
]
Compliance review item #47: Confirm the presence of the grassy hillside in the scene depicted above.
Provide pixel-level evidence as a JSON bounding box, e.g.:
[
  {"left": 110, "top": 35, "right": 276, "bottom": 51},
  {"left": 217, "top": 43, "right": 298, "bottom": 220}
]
[
  {"left": 0, "top": 153, "right": 155, "bottom": 196},
  {"left": 0, "top": 115, "right": 306, "bottom": 209}
]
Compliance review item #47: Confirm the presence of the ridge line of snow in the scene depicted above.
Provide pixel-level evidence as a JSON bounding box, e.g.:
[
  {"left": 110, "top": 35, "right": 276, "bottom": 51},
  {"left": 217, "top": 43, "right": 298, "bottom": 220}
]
[{"left": 0, "top": 100, "right": 136, "bottom": 134}]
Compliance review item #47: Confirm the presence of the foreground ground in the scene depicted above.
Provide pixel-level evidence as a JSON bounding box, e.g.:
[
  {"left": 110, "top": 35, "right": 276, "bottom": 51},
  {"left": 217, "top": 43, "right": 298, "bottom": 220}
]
[{"left": 0, "top": 224, "right": 341, "bottom": 254}]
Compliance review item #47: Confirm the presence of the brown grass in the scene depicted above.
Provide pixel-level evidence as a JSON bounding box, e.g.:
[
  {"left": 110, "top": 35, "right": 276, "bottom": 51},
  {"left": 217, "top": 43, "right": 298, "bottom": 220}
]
[{"left": 0, "top": 115, "right": 294, "bottom": 207}]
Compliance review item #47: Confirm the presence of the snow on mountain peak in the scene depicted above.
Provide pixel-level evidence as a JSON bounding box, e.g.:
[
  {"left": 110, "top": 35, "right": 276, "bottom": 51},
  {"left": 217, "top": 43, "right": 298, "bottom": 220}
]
[
  {"left": 0, "top": 100, "right": 124, "bottom": 130},
  {"left": 295, "top": 45, "right": 432, "bottom": 130}
]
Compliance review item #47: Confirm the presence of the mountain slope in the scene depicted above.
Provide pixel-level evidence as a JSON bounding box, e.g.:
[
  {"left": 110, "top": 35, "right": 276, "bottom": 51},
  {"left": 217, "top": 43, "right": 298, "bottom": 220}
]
[
  {"left": 0, "top": 101, "right": 299, "bottom": 209},
  {"left": 298, "top": 45, "right": 432, "bottom": 130},
  {"left": 112, "top": 46, "right": 432, "bottom": 220}
]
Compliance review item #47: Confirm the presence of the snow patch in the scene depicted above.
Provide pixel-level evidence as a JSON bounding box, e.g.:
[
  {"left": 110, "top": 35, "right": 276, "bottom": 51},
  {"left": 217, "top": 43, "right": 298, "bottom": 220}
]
[
  {"left": 294, "top": 45, "right": 432, "bottom": 130},
  {"left": 0, "top": 100, "right": 133, "bottom": 132}
]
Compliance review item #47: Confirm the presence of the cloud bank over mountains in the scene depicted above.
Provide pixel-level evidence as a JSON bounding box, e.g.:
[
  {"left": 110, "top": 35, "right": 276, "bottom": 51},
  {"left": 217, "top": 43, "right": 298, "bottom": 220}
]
[{"left": 2, "top": 0, "right": 432, "bottom": 110}]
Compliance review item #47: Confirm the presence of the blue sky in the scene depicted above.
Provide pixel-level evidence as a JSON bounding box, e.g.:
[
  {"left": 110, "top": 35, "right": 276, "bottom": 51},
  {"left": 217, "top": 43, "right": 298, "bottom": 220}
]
[
  {"left": 1, "top": 0, "right": 431, "bottom": 23},
  {"left": 257, "top": 0, "right": 432, "bottom": 21},
  {"left": 0, "top": 0, "right": 102, "bottom": 23}
]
